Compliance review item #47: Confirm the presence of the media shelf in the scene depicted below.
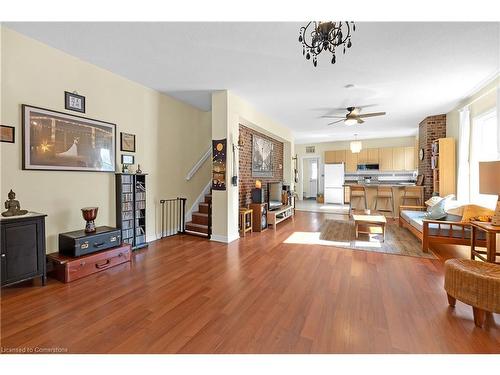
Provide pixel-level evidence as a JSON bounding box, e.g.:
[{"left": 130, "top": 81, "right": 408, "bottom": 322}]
[{"left": 116, "top": 173, "right": 148, "bottom": 250}]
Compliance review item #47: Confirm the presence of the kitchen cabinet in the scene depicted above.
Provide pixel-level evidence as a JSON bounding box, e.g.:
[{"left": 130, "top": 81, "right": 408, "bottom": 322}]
[
  {"left": 393, "top": 147, "right": 405, "bottom": 171},
  {"left": 345, "top": 151, "right": 358, "bottom": 172},
  {"left": 358, "top": 149, "right": 368, "bottom": 164},
  {"left": 335, "top": 150, "right": 346, "bottom": 163},
  {"left": 367, "top": 148, "right": 379, "bottom": 164},
  {"left": 404, "top": 146, "right": 416, "bottom": 170},
  {"left": 324, "top": 151, "right": 335, "bottom": 164},
  {"left": 379, "top": 148, "right": 393, "bottom": 171}
]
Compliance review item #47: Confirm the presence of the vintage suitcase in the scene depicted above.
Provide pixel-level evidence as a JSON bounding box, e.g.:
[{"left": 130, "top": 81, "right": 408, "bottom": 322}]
[
  {"left": 47, "top": 244, "right": 131, "bottom": 283},
  {"left": 59, "top": 226, "right": 121, "bottom": 257}
]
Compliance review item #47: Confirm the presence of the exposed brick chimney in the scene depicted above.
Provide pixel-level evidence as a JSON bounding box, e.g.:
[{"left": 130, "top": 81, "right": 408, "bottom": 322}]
[{"left": 418, "top": 115, "right": 446, "bottom": 200}]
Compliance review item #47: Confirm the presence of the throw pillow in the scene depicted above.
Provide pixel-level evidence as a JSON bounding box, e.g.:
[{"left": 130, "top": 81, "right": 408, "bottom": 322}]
[
  {"left": 425, "top": 195, "right": 454, "bottom": 220},
  {"left": 460, "top": 204, "right": 495, "bottom": 223}
]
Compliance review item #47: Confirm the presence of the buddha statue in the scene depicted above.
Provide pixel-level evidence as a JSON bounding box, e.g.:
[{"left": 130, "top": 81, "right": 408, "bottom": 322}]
[{"left": 2, "top": 190, "right": 28, "bottom": 217}]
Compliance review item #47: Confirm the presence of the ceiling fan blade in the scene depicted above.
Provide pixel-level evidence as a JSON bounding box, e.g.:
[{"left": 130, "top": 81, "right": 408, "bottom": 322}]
[
  {"left": 358, "top": 112, "right": 386, "bottom": 118},
  {"left": 320, "top": 115, "right": 346, "bottom": 118},
  {"left": 357, "top": 118, "right": 365, "bottom": 124},
  {"left": 327, "top": 119, "right": 344, "bottom": 125}
]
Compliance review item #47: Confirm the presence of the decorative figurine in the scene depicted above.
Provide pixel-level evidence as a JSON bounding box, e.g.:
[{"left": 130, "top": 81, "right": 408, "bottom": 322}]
[
  {"left": 136, "top": 164, "right": 142, "bottom": 174},
  {"left": 122, "top": 164, "right": 129, "bottom": 173},
  {"left": 81, "top": 207, "right": 98, "bottom": 233},
  {"left": 2, "top": 189, "right": 28, "bottom": 217}
]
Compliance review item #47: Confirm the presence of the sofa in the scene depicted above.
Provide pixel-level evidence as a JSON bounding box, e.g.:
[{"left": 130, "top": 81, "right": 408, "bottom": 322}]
[{"left": 399, "top": 204, "right": 487, "bottom": 252}]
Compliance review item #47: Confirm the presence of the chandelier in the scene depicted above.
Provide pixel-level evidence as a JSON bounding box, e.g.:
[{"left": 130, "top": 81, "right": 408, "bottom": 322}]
[
  {"left": 350, "top": 134, "right": 362, "bottom": 154},
  {"left": 298, "top": 21, "right": 355, "bottom": 67}
]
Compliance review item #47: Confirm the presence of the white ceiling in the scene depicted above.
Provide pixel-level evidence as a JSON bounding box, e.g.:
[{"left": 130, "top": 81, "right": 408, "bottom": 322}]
[{"left": 5, "top": 22, "right": 499, "bottom": 144}]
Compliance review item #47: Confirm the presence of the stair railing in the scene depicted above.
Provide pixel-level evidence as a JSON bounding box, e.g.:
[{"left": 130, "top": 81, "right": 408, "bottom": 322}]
[
  {"left": 159, "top": 197, "right": 186, "bottom": 238},
  {"left": 186, "top": 146, "right": 211, "bottom": 181}
]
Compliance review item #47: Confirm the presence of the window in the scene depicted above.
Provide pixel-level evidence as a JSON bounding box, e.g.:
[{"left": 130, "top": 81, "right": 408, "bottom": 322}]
[{"left": 470, "top": 109, "right": 498, "bottom": 208}]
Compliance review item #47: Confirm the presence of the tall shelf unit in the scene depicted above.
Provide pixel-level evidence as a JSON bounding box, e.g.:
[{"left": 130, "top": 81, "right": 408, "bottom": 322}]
[
  {"left": 115, "top": 173, "right": 148, "bottom": 250},
  {"left": 431, "top": 138, "right": 456, "bottom": 197}
]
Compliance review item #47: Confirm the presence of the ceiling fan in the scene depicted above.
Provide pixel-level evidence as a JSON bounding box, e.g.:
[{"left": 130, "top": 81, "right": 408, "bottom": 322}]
[{"left": 321, "top": 106, "right": 386, "bottom": 126}]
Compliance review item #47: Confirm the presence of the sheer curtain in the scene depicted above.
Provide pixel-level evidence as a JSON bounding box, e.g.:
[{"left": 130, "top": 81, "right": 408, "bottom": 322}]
[{"left": 456, "top": 106, "right": 470, "bottom": 204}]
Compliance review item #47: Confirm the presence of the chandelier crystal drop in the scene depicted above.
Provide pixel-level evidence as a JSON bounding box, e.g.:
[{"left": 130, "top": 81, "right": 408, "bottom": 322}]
[{"left": 298, "top": 21, "right": 355, "bottom": 67}]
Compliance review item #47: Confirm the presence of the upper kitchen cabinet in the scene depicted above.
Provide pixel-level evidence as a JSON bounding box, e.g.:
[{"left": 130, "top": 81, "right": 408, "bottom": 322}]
[
  {"left": 324, "top": 151, "right": 335, "bottom": 164},
  {"left": 393, "top": 147, "right": 406, "bottom": 170},
  {"left": 345, "top": 151, "right": 358, "bottom": 172},
  {"left": 367, "top": 148, "right": 379, "bottom": 164},
  {"left": 335, "top": 150, "right": 346, "bottom": 163},
  {"left": 404, "top": 146, "right": 416, "bottom": 170},
  {"left": 357, "top": 149, "right": 368, "bottom": 164},
  {"left": 379, "top": 147, "right": 393, "bottom": 171}
]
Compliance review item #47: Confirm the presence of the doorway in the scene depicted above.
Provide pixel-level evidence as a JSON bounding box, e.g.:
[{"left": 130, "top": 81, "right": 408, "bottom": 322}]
[{"left": 302, "top": 157, "right": 319, "bottom": 199}]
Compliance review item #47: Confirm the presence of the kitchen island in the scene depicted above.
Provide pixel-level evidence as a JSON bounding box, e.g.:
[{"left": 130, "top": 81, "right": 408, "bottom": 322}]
[{"left": 344, "top": 183, "right": 423, "bottom": 218}]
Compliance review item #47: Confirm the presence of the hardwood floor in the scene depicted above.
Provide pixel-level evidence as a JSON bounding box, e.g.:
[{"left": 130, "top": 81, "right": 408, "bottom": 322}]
[{"left": 1, "top": 211, "right": 498, "bottom": 353}]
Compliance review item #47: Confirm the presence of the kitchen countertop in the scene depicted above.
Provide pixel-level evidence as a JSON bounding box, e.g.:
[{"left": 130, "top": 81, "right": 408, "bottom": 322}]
[{"left": 343, "top": 182, "right": 417, "bottom": 187}]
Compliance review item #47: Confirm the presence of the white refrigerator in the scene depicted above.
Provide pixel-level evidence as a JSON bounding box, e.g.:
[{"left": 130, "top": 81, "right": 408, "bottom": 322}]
[{"left": 324, "top": 163, "right": 345, "bottom": 204}]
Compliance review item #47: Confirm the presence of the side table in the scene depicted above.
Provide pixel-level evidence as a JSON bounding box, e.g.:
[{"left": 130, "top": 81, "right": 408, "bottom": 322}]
[{"left": 470, "top": 221, "right": 500, "bottom": 264}]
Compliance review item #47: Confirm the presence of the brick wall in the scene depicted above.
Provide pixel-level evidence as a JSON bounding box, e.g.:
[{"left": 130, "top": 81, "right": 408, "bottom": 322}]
[
  {"left": 239, "top": 124, "right": 284, "bottom": 207},
  {"left": 418, "top": 114, "right": 446, "bottom": 200}
]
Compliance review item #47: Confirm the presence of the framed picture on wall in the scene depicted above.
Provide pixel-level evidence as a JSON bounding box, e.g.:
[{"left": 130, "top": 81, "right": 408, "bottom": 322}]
[
  {"left": 120, "top": 132, "right": 136, "bottom": 152},
  {"left": 65, "top": 91, "right": 86, "bottom": 113},
  {"left": 121, "top": 154, "right": 134, "bottom": 165},
  {"left": 252, "top": 134, "right": 274, "bottom": 178},
  {"left": 22, "top": 105, "right": 116, "bottom": 172},
  {"left": 0, "top": 125, "right": 15, "bottom": 143}
]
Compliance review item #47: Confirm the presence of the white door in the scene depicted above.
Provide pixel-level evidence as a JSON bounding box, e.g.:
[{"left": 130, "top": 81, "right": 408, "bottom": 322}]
[{"left": 308, "top": 159, "right": 318, "bottom": 198}]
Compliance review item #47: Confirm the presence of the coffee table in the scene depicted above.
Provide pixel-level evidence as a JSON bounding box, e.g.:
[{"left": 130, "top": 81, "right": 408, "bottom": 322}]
[{"left": 352, "top": 210, "right": 387, "bottom": 242}]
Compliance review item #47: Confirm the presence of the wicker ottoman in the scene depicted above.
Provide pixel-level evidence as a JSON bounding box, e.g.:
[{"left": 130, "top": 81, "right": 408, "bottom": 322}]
[{"left": 444, "top": 259, "right": 500, "bottom": 327}]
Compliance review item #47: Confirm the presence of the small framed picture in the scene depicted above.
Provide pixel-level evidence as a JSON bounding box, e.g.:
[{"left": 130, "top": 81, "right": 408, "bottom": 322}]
[
  {"left": 65, "top": 91, "right": 86, "bottom": 113},
  {"left": 0, "top": 125, "right": 15, "bottom": 143},
  {"left": 120, "top": 132, "right": 136, "bottom": 152},
  {"left": 121, "top": 154, "right": 134, "bottom": 165}
]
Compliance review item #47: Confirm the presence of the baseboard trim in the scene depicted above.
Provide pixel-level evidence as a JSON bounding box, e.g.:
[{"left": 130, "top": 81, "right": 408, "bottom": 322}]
[{"left": 210, "top": 233, "right": 240, "bottom": 243}]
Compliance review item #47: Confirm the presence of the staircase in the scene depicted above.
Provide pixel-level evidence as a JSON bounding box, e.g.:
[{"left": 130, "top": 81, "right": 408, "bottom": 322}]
[{"left": 186, "top": 193, "right": 211, "bottom": 237}]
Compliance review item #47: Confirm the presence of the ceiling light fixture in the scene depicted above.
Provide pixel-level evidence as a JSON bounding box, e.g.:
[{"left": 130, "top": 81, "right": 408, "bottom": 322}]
[
  {"left": 344, "top": 118, "right": 357, "bottom": 126},
  {"left": 350, "top": 134, "right": 362, "bottom": 154},
  {"left": 298, "top": 21, "right": 355, "bottom": 67}
]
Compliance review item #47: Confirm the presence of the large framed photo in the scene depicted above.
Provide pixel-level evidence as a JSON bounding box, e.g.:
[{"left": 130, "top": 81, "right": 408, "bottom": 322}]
[
  {"left": 252, "top": 135, "right": 274, "bottom": 178},
  {"left": 22, "top": 105, "right": 116, "bottom": 172},
  {"left": 65, "top": 91, "right": 86, "bottom": 113}
]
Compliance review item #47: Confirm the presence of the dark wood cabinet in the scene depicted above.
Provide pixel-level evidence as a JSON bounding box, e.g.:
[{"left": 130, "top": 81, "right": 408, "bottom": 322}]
[
  {"left": 0, "top": 213, "right": 47, "bottom": 287},
  {"left": 115, "top": 173, "right": 148, "bottom": 250}
]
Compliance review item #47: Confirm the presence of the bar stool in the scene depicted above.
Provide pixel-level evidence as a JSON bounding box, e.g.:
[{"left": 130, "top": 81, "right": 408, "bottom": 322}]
[
  {"left": 402, "top": 186, "right": 424, "bottom": 206},
  {"left": 374, "top": 185, "right": 395, "bottom": 216},
  {"left": 349, "top": 185, "right": 367, "bottom": 215}
]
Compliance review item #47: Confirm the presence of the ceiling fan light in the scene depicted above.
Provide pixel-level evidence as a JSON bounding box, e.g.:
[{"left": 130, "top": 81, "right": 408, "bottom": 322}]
[
  {"left": 350, "top": 141, "right": 362, "bottom": 153},
  {"left": 344, "top": 118, "right": 357, "bottom": 126}
]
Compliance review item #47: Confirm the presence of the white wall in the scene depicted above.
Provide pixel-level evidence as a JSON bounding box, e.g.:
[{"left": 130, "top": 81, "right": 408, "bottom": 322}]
[{"left": 0, "top": 27, "right": 211, "bottom": 251}]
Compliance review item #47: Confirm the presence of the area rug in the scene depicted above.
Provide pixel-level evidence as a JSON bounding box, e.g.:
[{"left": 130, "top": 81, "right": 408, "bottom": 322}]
[{"left": 319, "top": 219, "right": 437, "bottom": 259}]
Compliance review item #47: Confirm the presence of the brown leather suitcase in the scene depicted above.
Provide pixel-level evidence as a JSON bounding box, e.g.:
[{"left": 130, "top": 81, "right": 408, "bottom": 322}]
[{"left": 47, "top": 244, "right": 131, "bottom": 283}]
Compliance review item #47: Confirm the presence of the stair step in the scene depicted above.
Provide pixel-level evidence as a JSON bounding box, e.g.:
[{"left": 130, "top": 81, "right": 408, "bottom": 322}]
[
  {"left": 199, "top": 202, "right": 210, "bottom": 214},
  {"left": 192, "top": 212, "right": 209, "bottom": 225},
  {"left": 186, "top": 222, "right": 209, "bottom": 234},
  {"left": 204, "top": 194, "right": 212, "bottom": 203}
]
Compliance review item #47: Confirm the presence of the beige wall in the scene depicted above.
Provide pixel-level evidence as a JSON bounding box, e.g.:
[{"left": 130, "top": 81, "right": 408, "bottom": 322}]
[
  {"left": 211, "top": 90, "right": 294, "bottom": 243},
  {"left": 0, "top": 27, "right": 211, "bottom": 252},
  {"left": 294, "top": 136, "right": 417, "bottom": 199}
]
